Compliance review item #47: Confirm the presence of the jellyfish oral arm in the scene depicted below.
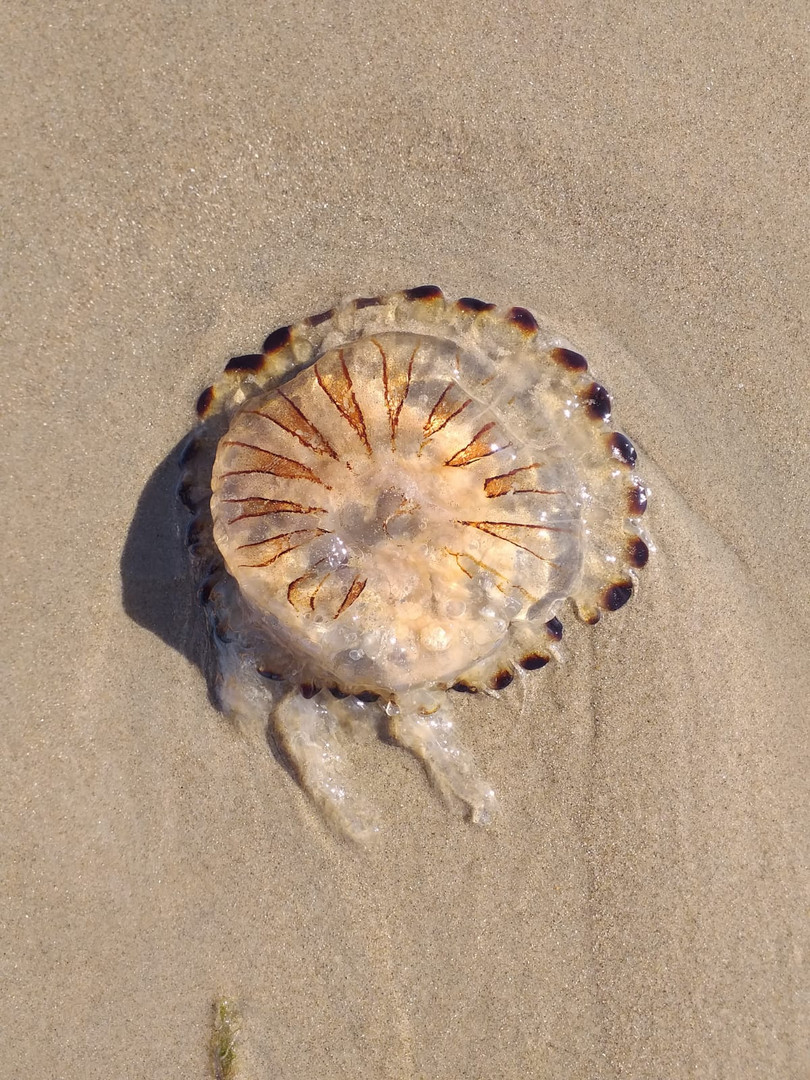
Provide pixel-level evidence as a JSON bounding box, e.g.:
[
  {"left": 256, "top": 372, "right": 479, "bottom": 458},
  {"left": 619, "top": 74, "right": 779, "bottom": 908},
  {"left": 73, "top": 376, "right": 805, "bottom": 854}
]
[{"left": 386, "top": 700, "right": 497, "bottom": 826}]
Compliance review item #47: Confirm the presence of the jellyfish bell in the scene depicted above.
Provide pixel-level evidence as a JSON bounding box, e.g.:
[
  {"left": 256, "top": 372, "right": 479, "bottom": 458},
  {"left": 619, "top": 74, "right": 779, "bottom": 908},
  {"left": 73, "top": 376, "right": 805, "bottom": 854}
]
[{"left": 181, "top": 287, "right": 651, "bottom": 837}]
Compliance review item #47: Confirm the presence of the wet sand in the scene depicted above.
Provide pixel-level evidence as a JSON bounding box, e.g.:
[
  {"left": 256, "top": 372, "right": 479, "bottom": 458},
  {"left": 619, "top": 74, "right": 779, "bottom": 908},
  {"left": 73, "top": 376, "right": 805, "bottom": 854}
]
[{"left": 3, "top": 1, "right": 808, "bottom": 1077}]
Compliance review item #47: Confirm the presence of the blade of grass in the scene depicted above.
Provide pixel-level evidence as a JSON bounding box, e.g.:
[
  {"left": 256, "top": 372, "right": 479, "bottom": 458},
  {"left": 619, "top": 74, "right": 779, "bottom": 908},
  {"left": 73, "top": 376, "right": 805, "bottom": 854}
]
[{"left": 211, "top": 997, "right": 241, "bottom": 1080}]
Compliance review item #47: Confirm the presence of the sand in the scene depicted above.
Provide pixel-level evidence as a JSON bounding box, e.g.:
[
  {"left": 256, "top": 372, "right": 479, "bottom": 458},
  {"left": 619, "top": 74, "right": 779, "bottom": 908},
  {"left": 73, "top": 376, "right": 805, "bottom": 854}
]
[{"left": 3, "top": 1, "right": 808, "bottom": 1077}]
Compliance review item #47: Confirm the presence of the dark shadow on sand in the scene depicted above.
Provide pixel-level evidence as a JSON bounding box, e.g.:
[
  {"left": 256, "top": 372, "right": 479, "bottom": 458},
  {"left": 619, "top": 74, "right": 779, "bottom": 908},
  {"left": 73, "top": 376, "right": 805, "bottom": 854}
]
[{"left": 120, "top": 439, "right": 210, "bottom": 687}]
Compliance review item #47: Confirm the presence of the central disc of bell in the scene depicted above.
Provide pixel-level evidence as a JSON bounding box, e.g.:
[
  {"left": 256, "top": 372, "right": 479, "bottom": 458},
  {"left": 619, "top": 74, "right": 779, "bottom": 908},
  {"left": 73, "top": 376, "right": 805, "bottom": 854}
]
[{"left": 210, "top": 331, "right": 582, "bottom": 692}]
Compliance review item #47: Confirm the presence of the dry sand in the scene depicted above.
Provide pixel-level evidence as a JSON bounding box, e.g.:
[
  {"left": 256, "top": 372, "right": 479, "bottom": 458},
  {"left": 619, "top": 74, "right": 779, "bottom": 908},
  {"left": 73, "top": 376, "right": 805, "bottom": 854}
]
[{"left": 3, "top": 1, "right": 808, "bottom": 1077}]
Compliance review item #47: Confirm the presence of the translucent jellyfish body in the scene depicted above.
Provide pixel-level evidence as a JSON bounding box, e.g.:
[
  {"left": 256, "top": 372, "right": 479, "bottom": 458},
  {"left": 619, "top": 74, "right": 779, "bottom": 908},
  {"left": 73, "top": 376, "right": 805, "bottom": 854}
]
[{"left": 180, "top": 287, "right": 651, "bottom": 837}]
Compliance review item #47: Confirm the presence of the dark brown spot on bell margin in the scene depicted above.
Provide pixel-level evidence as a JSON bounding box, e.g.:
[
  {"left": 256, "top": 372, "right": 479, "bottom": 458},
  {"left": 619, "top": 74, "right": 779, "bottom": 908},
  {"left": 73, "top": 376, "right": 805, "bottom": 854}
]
[
  {"left": 195, "top": 385, "right": 215, "bottom": 417},
  {"left": 307, "top": 308, "right": 335, "bottom": 326},
  {"left": 177, "top": 478, "right": 199, "bottom": 510},
  {"left": 519, "top": 653, "right": 550, "bottom": 671},
  {"left": 508, "top": 306, "right": 539, "bottom": 333},
  {"left": 550, "top": 346, "right": 588, "bottom": 372},
  {"left": 185, "top": 516, "right": 206, "bottom": 549},
  {"left": 582, "top": 381, "right": 612, "bottom": 421},
  {"left": 225, "top": 353, "right": 265, "bottom": 373},
  {"left": 197, "top": 572, "right": 221, "bottom": 606},
  {"left": 603, "top": 581, "right": 634, "bottom": 611},
  {"left": 257, "top": 667, "right": 284, "bottom": 681},
  {"left": 545, "top": 617, "right": 563, "bottom": 640},
  {"left": 262, "top": 324, "right": 293, "bottom": 354},
  {"left": 329, "top": 686, "right": 350, "bottom": 699},
  {"left": 403, "top": 285, "right": 443, "bottom": 301},
  {"left": 628, "top": 482, "right": 648, "bottom": 515},
  {"left": 451, "top": 681, "right": 478, "bottom": 693},
  {"left": 627, "top": 536, "right": 650, "bottom": 568},
  {"left": 212, "top": 617, "right": 234, "bottom": 645},
  {"left": 456, "top": 297, "right": 495, "bottom": 313},
  {"left": 609, "top": 431, "right": 637, "bottom": 467},
  {"left": 355, "top": 690, "right": 380, "bottom": 703},
  {"left": 490, "top": 669, "right": 514, "bottom": 691},
  {"left": 354, "top": 296, "right": 380, "bottom": 309},
  {"left": 300, "top": 682, "right": 320, "bottom": 699}
]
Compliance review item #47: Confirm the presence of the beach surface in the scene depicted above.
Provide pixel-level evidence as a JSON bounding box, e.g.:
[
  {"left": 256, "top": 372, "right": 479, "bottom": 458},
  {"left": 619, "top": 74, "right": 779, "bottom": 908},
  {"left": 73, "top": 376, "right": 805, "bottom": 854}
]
[{"left": 3, "top": 1, "right": 808, "bottom": 1077}]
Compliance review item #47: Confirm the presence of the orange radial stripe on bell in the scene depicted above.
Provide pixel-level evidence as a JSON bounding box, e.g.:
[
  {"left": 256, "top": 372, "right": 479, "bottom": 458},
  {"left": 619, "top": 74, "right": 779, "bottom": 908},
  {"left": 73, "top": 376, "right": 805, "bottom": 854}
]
[
  {"left": 220, "top": 441, "right": 330, "bottom": 487},
  {"left": 445, "top": 422, "right": 511, "bottom": 467},
  {"left": 444, "top": 549, "right": 538, "bottom": 601},
  {"left": 235, "top": 527, "right": 330, "bottom": 567},
  {"left": 336, "top": 576, "right": 367, "bottom": 617},
  {"left": 315, "top": 353, "right": 371, "bottom": 453},
  {"left": 456, "top": 519, "right": 562, "bottom": 563},
  {"left": 287, "top": 566, "right": 332, "bottom": 611},
  {"left": 222, "top": 498, "right": 328, "bottom": 521},
  {"left": 250, "top": 391, "right": 340, "bottom": 459},
  {"left": 376, "top": 339, "right": 416, "bottom": 446},
  {"left": 421, "top": 380, "right": 471, "bottom": 444},
  {"left": 483, "top": 464, "right": 562, "bottom": 498}
]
